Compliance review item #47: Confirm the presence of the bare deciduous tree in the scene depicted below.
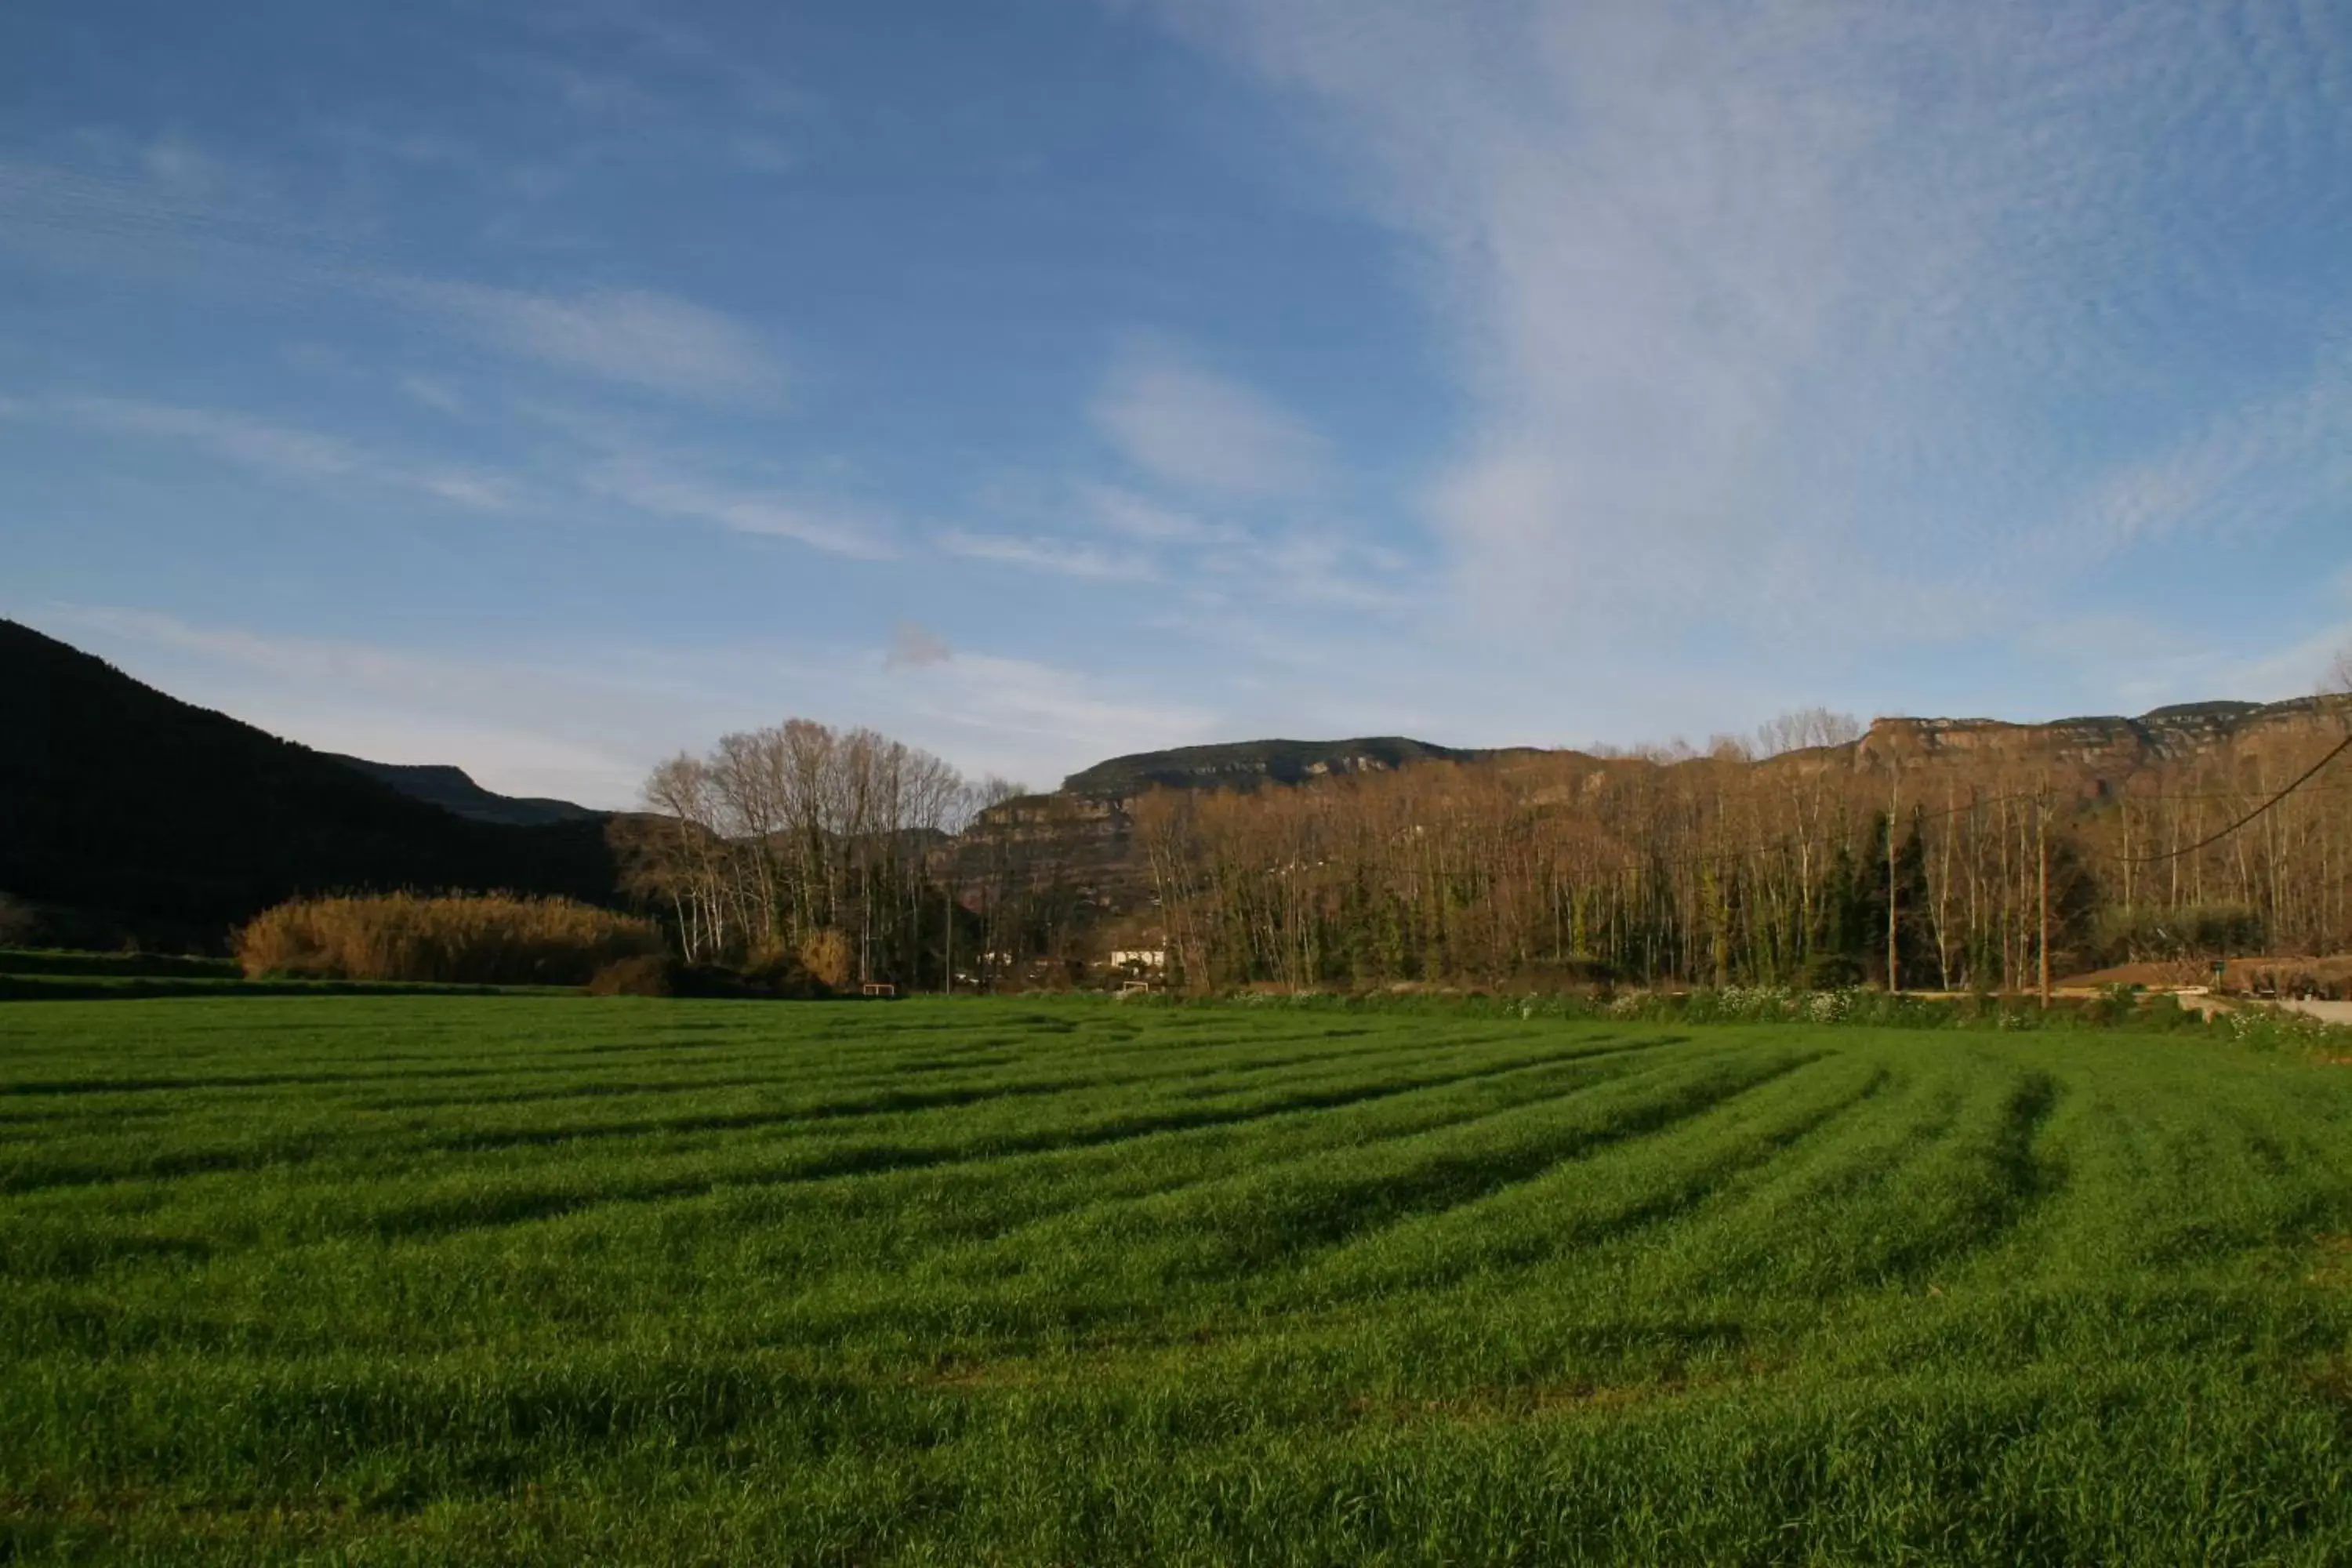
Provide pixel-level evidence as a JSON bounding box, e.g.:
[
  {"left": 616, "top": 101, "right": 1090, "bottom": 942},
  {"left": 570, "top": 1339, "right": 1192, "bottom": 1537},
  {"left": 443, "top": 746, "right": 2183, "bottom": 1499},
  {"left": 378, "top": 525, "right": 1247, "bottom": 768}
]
[
  {"left": 1754, "top": 708, "right": 1864, "bottom": 757},
  {"left": 624, "top": 720, "right": 969, "bottom": 988}
]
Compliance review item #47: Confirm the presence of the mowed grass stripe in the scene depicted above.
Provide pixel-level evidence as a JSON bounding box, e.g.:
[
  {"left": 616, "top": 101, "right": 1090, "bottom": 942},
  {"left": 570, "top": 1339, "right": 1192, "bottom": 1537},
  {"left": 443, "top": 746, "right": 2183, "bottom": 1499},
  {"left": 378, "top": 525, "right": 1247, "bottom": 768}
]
[
  {"left": 0, "top": 1053, "right": 1663, "bottom": 1353},
  {"left": 0, "top": 1006, "right": 1599, "bottom": 1166},
  {"left": 3, "top": 998, "right": 2350, "bottom": 1564},
  {"left": 1298, "top": 1051, "right": 1896, "bottom": 1298},
  {"left": 898, "top": 1043, "right": 1816, "bottom": 1298},
  {"left": 1, "top": 1045, "right": 1695, "bottom": 1359},
  {"left": 0, "top": 1032, "right": 1673, "bottom": 1287}
]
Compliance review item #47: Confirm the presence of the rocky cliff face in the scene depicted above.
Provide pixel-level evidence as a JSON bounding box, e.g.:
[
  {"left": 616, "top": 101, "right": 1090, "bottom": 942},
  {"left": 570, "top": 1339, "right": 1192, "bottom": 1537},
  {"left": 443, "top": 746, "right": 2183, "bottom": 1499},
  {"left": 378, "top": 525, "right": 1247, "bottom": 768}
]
[
  {"left": 944, "top": 793, "right": 1139, "bottom": 916},
  {"left": 1853, "top": 697, "right": 2339, "bottom": 785}
]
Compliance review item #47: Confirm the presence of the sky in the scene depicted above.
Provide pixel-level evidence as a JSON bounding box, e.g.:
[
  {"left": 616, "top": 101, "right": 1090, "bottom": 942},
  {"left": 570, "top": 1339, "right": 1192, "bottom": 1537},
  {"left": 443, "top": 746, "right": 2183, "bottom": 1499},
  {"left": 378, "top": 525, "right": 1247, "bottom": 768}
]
[{"left": 4, "top": 0, "right": 2350, "bottom": 808}]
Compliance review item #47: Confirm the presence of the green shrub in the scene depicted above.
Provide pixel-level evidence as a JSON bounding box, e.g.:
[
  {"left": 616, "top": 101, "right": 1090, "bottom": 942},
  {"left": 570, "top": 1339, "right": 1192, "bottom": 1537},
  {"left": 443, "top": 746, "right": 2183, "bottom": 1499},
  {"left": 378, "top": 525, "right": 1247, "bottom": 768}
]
[
  {"left": 2090, "top": 902, "right": 2264, "bottom": 964},
  {"left": 1798, "top": 952, "right": 1865, "bottom": 991}
]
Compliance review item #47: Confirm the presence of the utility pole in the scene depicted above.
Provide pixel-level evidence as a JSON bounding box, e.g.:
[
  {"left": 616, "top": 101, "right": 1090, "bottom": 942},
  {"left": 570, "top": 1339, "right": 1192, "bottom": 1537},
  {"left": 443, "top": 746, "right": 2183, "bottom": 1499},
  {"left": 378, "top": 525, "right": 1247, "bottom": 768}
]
[
  {"left": 2037, "top": 791, "right": 2052, "bottom": 1010},
  {"left": 1887, "top": 767, "right": 1900, "bottom": 995}
]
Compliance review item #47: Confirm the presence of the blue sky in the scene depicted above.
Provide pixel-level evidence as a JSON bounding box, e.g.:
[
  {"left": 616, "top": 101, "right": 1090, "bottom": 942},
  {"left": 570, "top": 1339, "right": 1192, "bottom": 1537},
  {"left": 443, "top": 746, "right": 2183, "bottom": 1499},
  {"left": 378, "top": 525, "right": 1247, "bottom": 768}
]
[{"left": 4, "top": 0, "right": 2349, "bottom": 807}]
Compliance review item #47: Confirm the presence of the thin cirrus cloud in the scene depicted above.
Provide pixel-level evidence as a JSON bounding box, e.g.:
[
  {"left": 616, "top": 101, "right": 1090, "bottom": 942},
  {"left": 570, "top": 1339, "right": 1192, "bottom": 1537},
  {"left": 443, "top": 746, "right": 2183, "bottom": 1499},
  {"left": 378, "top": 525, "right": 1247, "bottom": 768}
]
[
  {"left": 45, "top": 394, "right": 516, "bottom": 511},
  {"left": 882, "top": 646, "right": 1219, "bottom": 767},
  {"left": 1091, "top": 341, "right": 1325, "bottom": 498},
  {"left": 935, "top": 528, "right": 1157, "bottom": 582},
  {"left": 1141, "top": 0, "right": 2352, "bottom": 639},
  {"left": 0, "top": 138, "right": 792, "bottom": 409},
  {"left": 406, "top": 282, "right": 787, "bottom": 403},
  {"left": 397, "top": 376, "right": 467, "bottom": 417},
  {"left": 589, "top": 459, "right": 898, "bottom": 560},
  {"left": 2060, "top": 349, "right": 2352, "bottom": 557},
  {"left": 1076, "top": 481, "right": 1242, "bottom": 546}
]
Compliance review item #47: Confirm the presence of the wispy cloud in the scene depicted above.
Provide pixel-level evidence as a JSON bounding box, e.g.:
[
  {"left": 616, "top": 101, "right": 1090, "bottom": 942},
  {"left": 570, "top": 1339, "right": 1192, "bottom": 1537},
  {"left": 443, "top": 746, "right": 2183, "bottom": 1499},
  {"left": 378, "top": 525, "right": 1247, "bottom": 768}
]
[
  {"left": 2058, "top": 347, "right": 2352, "bottom": 555},
  {"left": 416, "top": 472, "right": 518, "bottom": 510},
  {"left": 936, "top": 528, "right": 1156, "bottom": 581},
  {"left": 1141, "top": 0, "right": 2352, "bottom": 639},
  {"left": 1065, "top": 477, "right": 1410, "bottom": 608},
  {"left": 410, "top": 282, "right": 786, "bottom": 402},
  {"left": 0, "top": 138, "right": 329, "bottom": 291},
  {"left": 2207, "top": 621, "right": 2352, "bottom": 706},
  {"left": 2027, "top": 607, "right": 2352, "bottom": 714},
  {"left": 1092, "top": 339, "right": 1324, "bottom": 497},
  {"left": 884, "top": 646, "right": 1218, "bottom": 767},
  {"left": 397, "top": 375, "right": 466, "bottom": 416},
  {"left": 57, "top": 397, "right": 355, "bottom": 479},
  {"left": 1, "top": 134, "right": 792, "bottom": 407},
  {"left": 1233, "top": 529, "right": 1413, "bottom": 610},
  {"left": 45, "top": 394, "right": 515, "bottom": 511},
  {"left": 1076, "top": 481, "right": 1241, "bottom": 546},
  {"left": 590, "top": 458, "right": 898, "bottom": 559}
]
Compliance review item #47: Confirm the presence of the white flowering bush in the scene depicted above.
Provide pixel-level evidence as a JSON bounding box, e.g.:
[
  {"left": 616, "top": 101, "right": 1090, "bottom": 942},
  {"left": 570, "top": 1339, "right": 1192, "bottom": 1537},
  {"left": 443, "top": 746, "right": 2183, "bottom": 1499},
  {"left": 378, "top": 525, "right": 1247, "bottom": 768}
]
[
  {"left": 2219, "top": 1005, "right": 2347, "bottom": 1054},
  {"left": 1805, "top": 989, "right": 1856, "bottom": 1024}
]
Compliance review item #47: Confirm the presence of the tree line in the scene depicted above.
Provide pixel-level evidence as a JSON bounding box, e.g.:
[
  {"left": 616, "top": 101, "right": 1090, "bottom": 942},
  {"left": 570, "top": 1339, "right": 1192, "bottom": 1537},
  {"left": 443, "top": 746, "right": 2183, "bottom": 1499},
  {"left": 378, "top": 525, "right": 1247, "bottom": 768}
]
[
  {"left": 616, "top": 683, "right": 2352, "bottom": 995},
  {"left": 1132, "top": 707, "right": 2352, "bottom": 993}
]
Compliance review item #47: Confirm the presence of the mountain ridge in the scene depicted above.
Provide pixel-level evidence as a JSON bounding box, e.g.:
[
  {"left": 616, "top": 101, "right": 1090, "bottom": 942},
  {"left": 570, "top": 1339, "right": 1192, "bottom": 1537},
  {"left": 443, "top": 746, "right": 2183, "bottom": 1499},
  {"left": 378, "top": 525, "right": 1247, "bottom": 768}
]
[
  {"left": 1059, "top": 696, "right": 2340, "bottom": 800},
  {"left": 0, "top": 618, "right": 619, "bottom": 947},
  {"left": 325, "top": 756, "right": 601, "bottom": 827}
]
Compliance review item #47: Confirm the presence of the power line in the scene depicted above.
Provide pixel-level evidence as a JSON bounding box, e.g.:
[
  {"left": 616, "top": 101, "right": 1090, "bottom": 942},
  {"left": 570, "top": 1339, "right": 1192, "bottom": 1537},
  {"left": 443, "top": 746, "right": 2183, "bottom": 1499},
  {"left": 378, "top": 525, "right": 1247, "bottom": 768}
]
[
  {"left": 1134, "top": 739, "right": 2352, "bottom": 884},
  {"left": 2110, "top": 732, "right": 2352, "bottom": 864}
]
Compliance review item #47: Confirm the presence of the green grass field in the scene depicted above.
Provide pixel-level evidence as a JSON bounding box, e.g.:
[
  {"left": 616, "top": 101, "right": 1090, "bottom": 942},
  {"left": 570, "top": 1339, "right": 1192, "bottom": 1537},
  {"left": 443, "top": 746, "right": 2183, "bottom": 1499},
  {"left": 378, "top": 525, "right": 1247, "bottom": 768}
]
[{"left": 2, "top": 996, "right": 2349, "bottom": 1564}]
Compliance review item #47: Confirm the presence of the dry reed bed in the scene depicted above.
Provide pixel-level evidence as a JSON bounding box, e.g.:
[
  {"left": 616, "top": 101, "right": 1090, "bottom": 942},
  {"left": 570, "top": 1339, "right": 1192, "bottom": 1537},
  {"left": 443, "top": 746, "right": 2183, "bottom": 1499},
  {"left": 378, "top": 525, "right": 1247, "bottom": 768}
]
[{"left": 234, "top": 893, "right": 659, "bottom": 986}]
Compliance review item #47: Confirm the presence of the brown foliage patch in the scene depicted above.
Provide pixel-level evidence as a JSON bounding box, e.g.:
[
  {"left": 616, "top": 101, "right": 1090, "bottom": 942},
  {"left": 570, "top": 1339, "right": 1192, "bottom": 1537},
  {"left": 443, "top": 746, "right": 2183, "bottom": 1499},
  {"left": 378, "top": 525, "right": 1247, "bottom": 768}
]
[
  {"left": 798, "top": 927, "right": 852, "bottom": 990},
  {"left": 585, "top": 953, "right": 677, "bottom": 996},
  {"left": 236, "top": 893, "right": 661, "bottom": 986}
]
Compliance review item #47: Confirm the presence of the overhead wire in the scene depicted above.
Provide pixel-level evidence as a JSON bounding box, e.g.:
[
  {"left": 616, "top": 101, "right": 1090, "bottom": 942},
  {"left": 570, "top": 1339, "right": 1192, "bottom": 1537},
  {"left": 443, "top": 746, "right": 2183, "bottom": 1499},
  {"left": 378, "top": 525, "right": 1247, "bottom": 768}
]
[
  {"left": 2107, "top": 731, "right": 2352, "bottom": 864},
  {"left": 1147, "top": 736, "right": 2352, "bottom": 884}
]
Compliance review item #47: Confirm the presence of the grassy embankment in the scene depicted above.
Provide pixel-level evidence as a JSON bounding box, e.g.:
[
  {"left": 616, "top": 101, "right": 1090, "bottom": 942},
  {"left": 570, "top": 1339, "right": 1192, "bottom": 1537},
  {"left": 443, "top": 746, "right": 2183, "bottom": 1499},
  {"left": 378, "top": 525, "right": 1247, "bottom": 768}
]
[
  {"left": 2, "top": 996, "right": 2349, "bottom": 1563},
  {"left": 0, "top": 949, "right": 562, "bottom": 1003}
]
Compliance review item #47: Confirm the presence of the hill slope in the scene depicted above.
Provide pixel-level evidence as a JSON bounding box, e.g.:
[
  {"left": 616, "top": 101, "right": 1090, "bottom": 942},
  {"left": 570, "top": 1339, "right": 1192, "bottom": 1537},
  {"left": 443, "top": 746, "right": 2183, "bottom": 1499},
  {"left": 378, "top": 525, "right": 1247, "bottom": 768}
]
[
  {"left": 327, "top": 756, "right": 599, "bottom": 826},
  {"left": 1062, "top": 736, "right": 1543, "bottom": 796},
  {"left": 0, "top": 619, "right": 617, "bottom": 946}
]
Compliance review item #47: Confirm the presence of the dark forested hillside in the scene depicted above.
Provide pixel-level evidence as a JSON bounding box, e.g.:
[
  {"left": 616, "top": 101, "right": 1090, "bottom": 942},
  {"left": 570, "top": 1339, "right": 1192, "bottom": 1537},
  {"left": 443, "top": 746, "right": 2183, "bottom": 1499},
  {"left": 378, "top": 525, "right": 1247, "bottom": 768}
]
[{"left": 0, "top": 619, "right": 616, "bottom": 947}]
